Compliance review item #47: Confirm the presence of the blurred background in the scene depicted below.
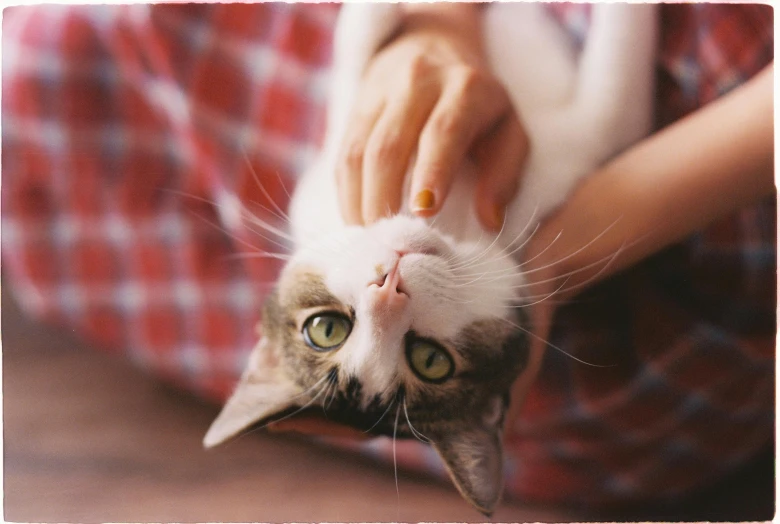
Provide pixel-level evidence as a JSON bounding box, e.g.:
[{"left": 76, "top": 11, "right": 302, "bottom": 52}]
[
  {"left": 2, "top": 3, "right": 774, "bottom": 522},
  {"left": 2, "top": 286, "right": 774, "bottom": 522}
]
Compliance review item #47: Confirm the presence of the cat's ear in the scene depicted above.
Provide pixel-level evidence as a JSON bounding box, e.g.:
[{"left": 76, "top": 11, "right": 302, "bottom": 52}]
[
  {"left": 203, "top": 337, "right": 300, "bottom": 448},
  {"left": 431, "top": 396, "right": 506, "bottom": 516}
]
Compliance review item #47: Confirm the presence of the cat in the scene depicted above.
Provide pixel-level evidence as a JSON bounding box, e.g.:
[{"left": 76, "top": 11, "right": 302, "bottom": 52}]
[{"left": 204, "top": 2, "right": 657, "bottom": 515}]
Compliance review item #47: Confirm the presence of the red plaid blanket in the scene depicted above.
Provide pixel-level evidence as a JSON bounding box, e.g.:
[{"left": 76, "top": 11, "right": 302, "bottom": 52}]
[{"left": 2, "top": 3, "right": 774, "bottom": 507}]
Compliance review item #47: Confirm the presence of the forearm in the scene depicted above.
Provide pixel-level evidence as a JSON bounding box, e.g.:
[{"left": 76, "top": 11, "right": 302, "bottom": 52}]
[{"left": 525, "top": 63, "right": 774, "bottom": 296}]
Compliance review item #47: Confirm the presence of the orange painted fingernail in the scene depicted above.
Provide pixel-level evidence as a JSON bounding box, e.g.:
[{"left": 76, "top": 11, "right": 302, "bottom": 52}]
[{"left": 412, "top": 189, "right": 435, "bottom": 212}]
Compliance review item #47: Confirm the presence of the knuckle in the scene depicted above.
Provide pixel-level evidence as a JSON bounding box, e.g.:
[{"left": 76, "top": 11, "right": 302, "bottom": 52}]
[
  {"left": 450, "top": 65, "right": 484, "bottom": 98},
  {"left": 407, "top": 54, "right": 432, "bottom": 81},
  {"left": 340, "top": 140, "right": 366, "bottom": 173},
  {"left": 366, "top": 134, "right": 404, "bottom": 168},
  {"left": 429, "top": 110, "right": 461, "bottom": 139},
  {"left": 399, "top": 55, "right": 433, "bottom": 94}
]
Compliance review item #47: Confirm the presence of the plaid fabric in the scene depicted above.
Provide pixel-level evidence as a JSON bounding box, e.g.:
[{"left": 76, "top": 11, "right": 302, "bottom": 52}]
[
  {"left": 2, "top": 3, "right": 774, "bottom": 507},
  {"left": 3, "top": 3, "right": 337, "bottom": 399}
]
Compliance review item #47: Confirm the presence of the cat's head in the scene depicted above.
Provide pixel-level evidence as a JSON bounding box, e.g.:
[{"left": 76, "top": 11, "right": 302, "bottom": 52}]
[{"left": 204, "top": 215, "right": 530, "bottom": 514}]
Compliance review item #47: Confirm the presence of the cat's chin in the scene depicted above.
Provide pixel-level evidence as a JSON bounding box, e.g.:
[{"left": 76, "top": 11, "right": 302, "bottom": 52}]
[{"left": 366, "top": 214, "right": 455, "bottom": 259}]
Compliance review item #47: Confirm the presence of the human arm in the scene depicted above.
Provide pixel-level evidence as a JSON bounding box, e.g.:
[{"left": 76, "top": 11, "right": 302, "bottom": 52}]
[
  {"left": 336, "top": 3, "right": 528, "bottom": 230},
  {"left": 506, "top": 63, "right": 775, "bottom": 429},
  {"left": 524, "top": 63, "right": 774, "bottom": 299}
]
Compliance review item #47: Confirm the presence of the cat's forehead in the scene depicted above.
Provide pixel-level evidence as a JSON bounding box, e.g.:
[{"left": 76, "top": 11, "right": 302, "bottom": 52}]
[{"left": 277, "top": 265, "right": 337, "bottom": 309}]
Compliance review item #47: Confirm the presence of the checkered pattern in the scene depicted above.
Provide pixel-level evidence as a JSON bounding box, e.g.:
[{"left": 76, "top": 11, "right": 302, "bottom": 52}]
[
  {"left": 3, "top": 3, "right": 337, "bottom": 399},
  {"left": 2, "top": 3, "right": 774, "bottom": 507}
]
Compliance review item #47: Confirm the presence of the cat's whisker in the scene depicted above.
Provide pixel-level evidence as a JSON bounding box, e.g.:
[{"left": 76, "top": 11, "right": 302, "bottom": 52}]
[
  {"left": 242, "top": 192, "right": 290, "bottom": 227},
  {"left": 363, "top": 397, "right": 396, "bottom": 434},
  {"left": 452, "top": 206, "right": 540, "bottom": 274},
  {"left": 447, "top": 241, "right": 494, "bottom": 273},
  {"left": 232, "top": 373, "right": 333, "bottom": 442},
  {"left": 239, "top": 200, "right": 293, "bottom": 236},
  {"left": 273, "top": 168, "right": 294, "bottom": 204},
  {"left": 223, "top": 252, "right": 291, "bottom": 261},
  {"left": 517, "top": 229, "right": 563, "bottom": 268},
  {"left": 239, "top": 223, "right": 292, "bottom": 253},
  {"left": 188, "top": 212, "right": 287, "bottom": 260},
  {"left": 241, "top": 149, "right": 293, "bottom": 224},
  {"left": 323, "top": 379, "right": 338, "bottom": 414},
  {"left": 164, "top": 187, "right": 294, "bottom": 249},
  {"left": 450, "top": 227, "right": 630, "bottom": 296},
  {"left": 241, "top": 208, "right": 295, "bottom": 244},
  {"left": 449, "top": 248, "right": 534, "bottom": 282},
  {"left": 392, "top": 402, "right": 401, "bottom": 514},
  {"left": 449, "top": 265, "right": 518, "bottom": 282},
  {"left": 448, "top": 205, "right": 536, "bottom": 273},
  {"left": 325, "top": 385, "right": 339, "bottom": 411},
  {"left": 288, "top": 373, "right": 332, "bottom": 402},
  {"left": 240, "top": 150, "right": 348, "bottom": 258},
  {"left": 501, "top": 316, "right": 615, "bottom": 368},
  {"left": 446, "top": 263, "right": 524, "bottom": 288},
  {"left": 504, "top": 204, "right": 540, "bottom": 249},
  {"left": 403, "top": 398, "right": 430, "bottom": 443},
  {"left": 448, "top": 223, "right": 544, "bottom": 279},
  {"left": 440, "top": 222, "right": 627, "bottom": 303},
  {"left": 324, "top": 367, "right": 341, "bottom": 413},
  {"left": 451, "top": 216, "right": 620, "bottom": 287},
  {"left": 445, "top": 296, "right": 480, "bottom": 305},
  {"left": 162, "top": 187, "right": 242, "bottom": 216},
  {"left": 448, "top": 212, "right": 509, "bottom": 271},
  {"left": 482, "top": 220, "right": 540, "bottom": 267},
  {"left": 520, "top": 217, "right": 621, "bottom": 275},
  {"left": 455, "top": 228, "right": 487, "bottom": 263},
  {"left": 527, "top": 239, "right": 630, "bottom": 299},
  {"left": 505, "top": 239, "right": 629, "bottom": 294},
  {"left": 455, "top": 219, "right": 540, "bottom": 275},
  {"left": 512, "top": 275, "right": 571, "bottom": 308},
  {"left": 448, "top": 273, "right": 490, "bottom": 288}
]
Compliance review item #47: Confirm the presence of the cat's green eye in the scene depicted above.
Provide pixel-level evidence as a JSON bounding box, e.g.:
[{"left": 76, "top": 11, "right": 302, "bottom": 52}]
[
  {"left": 302, "top": 313, "right": 352, "bottom": 351},
  {"left": 407, "top": 340, "right": 454, "bottom": 383}
]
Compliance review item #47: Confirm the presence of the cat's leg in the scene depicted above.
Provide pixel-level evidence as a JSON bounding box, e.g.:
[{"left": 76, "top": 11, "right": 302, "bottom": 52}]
[
  {"left": 483, "top": 3, "right": 579, "bottom": 115},
  {"left": 573, "top": 3, "right": 659, "bottom": 154},
  {"left": 497, "top": 4, "right": 658, "bottom": 252},
  {"left": 463, "top": 4, "right": 586, "bottom": 246}
]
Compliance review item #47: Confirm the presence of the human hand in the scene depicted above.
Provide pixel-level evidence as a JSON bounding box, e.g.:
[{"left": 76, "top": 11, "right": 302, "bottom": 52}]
[{"left": 336, "top": 3, "right": 529, "bottom": 231}]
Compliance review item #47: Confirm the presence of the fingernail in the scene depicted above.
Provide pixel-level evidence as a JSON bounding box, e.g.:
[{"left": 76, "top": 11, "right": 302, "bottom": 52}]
[{"left": 412, "top": 189, "right": 435, "bottom": 212}]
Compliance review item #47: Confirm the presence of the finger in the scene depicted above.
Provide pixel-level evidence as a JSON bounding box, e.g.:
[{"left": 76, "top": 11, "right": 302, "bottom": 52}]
[
  {"left": 362, "top": 92, "right": 437, "bottom": 224},
  {"left": 474, "top": 114, "right": 529, "bottom": 231},
  {"left": 336, "top": 103, "right": 384, "bottom": 225},
  {"left": 409, "top": 70, "right": 509, "bottom": 217}
]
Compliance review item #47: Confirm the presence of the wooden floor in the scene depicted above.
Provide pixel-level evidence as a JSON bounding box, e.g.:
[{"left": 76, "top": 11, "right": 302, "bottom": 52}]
[
  {"left": 2, "top": 290, "right": 570, "bottom": 523},
  {"left": 2, "top": 288, "right": 774, "bottom": 522}
]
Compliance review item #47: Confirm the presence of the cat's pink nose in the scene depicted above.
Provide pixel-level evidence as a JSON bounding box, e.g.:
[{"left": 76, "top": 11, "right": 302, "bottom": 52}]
[{"left": 365, "top": 262, "right": 408, "bottom": 317}]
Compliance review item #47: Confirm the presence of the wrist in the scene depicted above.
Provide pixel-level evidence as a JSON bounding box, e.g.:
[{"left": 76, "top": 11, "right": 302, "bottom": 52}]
[{"left": 390, "top": 3, "right": 485, "bottom": 57}]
